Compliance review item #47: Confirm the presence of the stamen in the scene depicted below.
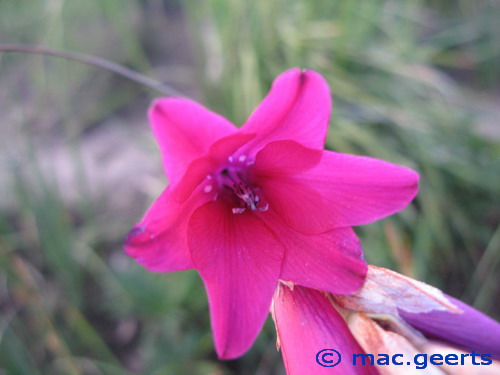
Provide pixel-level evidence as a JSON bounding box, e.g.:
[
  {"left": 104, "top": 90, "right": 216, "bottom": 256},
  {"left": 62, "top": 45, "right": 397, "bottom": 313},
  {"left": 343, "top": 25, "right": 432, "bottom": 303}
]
[
  {"left": 215, "top": 156, "right": 268, "bottom": 214},
  {"left": 257, "top": 203, "right": 269, "bottom": 212}
]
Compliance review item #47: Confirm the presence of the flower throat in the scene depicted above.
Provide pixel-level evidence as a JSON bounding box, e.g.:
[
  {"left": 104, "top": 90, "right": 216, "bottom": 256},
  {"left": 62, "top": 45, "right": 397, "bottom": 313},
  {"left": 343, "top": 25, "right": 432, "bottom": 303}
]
[{"left": 203, "top": 155, "right": 268, "bottom": 214}]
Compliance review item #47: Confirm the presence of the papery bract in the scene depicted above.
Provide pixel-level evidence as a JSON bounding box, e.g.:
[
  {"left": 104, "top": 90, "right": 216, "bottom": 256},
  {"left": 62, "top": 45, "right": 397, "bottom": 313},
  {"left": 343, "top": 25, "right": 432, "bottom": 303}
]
[
  {"left": 333, "top": 266, "right": 461, "bottom": 317},
  {"left": 125, "top": 68, "right": 419, "bottom": 358}
]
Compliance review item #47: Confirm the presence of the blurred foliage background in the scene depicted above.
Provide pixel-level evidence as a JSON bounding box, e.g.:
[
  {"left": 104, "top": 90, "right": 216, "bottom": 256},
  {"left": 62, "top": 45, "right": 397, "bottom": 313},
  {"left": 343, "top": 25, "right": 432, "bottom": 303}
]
[{"left": 0, "top": 0, "right": 499, "bottom": 374}]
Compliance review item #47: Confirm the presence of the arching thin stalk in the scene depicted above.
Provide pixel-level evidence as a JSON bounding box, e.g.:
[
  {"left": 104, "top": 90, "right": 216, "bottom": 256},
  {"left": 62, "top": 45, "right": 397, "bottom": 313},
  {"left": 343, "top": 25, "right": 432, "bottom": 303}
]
[{"left": 0, "top": 44, "right": 185, "bottom": 97}]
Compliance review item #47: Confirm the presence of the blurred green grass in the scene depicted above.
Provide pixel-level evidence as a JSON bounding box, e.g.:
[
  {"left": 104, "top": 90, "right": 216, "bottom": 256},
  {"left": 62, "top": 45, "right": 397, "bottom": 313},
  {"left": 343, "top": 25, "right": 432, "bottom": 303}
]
[{"left": 0, "top": 0, "right": 499, "bottom": 374}]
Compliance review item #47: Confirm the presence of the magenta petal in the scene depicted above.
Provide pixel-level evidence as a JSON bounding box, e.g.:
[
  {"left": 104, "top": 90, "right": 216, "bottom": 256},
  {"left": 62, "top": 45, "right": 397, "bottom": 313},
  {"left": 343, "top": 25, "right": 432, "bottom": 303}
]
[
  {"left": 263, "top": 150, "right": 419, "bottom": 234},
  {"left": 279, "top": 227, "right": 367, "bottom": 295},
  {"left": 149, "top": 98, "right": 237, "bottom": 186},
  {"left": 241, "top": 68, "right": 331, "bottom": 153},
  {"left": 253, "top": 140, "right": 322, "bottom": 176},
  {"left": 125, "top": 187, "right": 208, "bottom": 272},
  {"left": 259, "top": 209, "right": 367, "bottom": 295},
  {"left": 400, "top": 295, "right": 500, "bottom": 359},
  {"left": 188, "top": 201, "right": 284, "bottom": 359},
  {"left": 272, "top": 285, "right": 378, "bottom": 375}
]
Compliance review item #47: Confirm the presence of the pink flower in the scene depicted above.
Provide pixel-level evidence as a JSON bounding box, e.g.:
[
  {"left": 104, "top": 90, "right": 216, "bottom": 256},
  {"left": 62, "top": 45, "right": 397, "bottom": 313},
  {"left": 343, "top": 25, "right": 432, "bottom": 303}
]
[
  {"left": 125, "top": 68, "right": 419, "bottom": 359},
  {"left": 272, "top": 266, "right": 500, "bottom": 374}
]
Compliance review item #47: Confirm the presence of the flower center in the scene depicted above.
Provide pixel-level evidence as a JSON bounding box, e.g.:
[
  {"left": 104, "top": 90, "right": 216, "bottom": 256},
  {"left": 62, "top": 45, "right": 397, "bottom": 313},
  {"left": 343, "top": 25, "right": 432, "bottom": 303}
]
[{"left": 203, "top": 155, "right": 268, "bottom": 214}]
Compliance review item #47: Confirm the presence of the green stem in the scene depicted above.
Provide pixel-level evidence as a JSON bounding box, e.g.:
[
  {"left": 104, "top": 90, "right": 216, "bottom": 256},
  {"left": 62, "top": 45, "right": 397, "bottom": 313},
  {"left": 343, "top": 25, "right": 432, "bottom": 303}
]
[{"left": 0, "top": 44, "right": 185, "bottom": 97}]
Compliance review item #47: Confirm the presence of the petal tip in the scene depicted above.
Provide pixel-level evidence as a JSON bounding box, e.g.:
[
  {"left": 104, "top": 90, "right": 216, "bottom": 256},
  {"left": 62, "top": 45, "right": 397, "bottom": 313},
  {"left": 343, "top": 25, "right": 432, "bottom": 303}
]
[
  {"left": 148, "top": 97, "right": 185, "bottom": 122},
  {"left": 124, "top": 225, "right": 157, "bottom": 257},
  {"left": 216, "top": 346, "right": 247, "bottom": 361},
  {"left": 125, "top": 225, "right": 147, "bottom": 244},
  {"left": 148, "top": 97, "right": 168, "bottom": 119}
]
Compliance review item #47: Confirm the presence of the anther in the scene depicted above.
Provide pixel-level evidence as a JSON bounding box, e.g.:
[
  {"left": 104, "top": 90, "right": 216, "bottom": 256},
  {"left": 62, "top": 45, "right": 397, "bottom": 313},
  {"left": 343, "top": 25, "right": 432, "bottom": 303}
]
[{"left": 257, "top": 203, "right": 269, "bottom": 212}]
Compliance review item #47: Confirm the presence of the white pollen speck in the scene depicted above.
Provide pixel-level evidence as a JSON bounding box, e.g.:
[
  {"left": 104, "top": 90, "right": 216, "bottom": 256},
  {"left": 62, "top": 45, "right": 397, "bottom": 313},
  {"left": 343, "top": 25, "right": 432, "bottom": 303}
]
[
  {"left": 204, "top": 185, "right": 213, "bottom": 193},
  {"left": 238, "top": 155, "right": 247, "bottom": 162},
  {"left": 207, "top": 175, "right": 212, "bottom": 180},
  {"left": 228, "top": 156, "right": 234, "bottom": 162},
  {"left": 232, "top": 207, "right": 246, "bottom": 214}
]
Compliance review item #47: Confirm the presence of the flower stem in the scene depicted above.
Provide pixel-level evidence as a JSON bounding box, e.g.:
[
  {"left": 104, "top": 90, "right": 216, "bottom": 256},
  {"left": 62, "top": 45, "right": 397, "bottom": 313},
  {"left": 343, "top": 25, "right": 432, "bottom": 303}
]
[{"left": 0, "top": 44, "right": 185, "bottom": 97}]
